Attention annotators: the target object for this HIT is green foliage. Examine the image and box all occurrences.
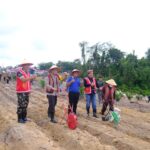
[126,92,133,100]
[12,75,16,80]
[37,42,150,96]
[38,62,53,70]
[57,60,82,72]
[78,42,150,96]
[79,41,88,66]
[136,95,143,101]
[145,48,150,60]
[80,86,84,96]
[116,90,123,102]
[39,79,45,89]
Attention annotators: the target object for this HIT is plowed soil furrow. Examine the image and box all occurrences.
[0,83,150,150]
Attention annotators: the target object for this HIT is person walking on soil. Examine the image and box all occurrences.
[66,69,82,114]
[5,71,11,84]
[84,70,100,118]
[16,59,36,123]
[101,79,117,121]
[46,65,60,123]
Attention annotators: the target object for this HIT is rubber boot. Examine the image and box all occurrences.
[48,109,51,118]
[87,108,90,117]
[50,112,57,123]
[93,113,98,118]
[22,112,28,122]
[93,110,98,118]
[18,113,25,123]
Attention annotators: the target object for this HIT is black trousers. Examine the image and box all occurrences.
[17,93,29,120]
[68,92,80,114]
[47,95,57,120]
[6,78,9,84]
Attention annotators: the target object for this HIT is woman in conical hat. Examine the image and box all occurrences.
[49,65,61,72]
[18,59,33,66]
[106,79,117,86]
[46,65,61,123]
[101,79,117,121]
[16,59,36,123]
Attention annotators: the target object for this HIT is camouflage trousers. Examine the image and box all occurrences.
[17,93,29,116]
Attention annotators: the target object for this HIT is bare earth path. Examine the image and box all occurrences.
[0,82,150,150]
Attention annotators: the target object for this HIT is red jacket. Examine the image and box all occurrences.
[16,69,31,93]
[102,84,116,101]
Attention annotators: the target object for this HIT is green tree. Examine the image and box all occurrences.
[57,60,82,73]
[38,62,53,70]
[145,48,150,60]
[79,41,88,65]
[108,48,124,64]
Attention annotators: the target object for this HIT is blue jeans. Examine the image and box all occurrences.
[85,94,97,113]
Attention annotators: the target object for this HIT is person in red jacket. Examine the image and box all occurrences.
[16,59,36,123]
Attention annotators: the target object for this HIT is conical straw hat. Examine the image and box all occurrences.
[19,59,33,66]
[106,79,117,86]
[49,65,61,72]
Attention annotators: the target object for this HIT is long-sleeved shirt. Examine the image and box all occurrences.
[84,77,99,94]
[46,74,60,96]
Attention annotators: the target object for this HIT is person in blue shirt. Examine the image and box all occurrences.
[66,69,82,114]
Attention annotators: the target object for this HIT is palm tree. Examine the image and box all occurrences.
[79,41,88,65]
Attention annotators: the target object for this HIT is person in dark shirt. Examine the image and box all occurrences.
[97,76,104,104]
[84,70,100,118]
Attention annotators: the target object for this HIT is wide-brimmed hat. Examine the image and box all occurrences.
[106,79,117,86]
[72,69,81,75]
[49,65,60,72]
[87,69,93,74]
[19,59,33,66]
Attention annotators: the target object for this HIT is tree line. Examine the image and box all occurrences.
[38,42,150,96]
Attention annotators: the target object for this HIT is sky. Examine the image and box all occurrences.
[0,0,150,67]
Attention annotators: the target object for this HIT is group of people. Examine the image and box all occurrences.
[0,71,11,84]
[16,60,117,124]
[65,68,117,121]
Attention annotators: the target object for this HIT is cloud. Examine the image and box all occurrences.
[0,42,8,48]
[33,40,47,50]
[0,0,150,67]
[0,26,18,35]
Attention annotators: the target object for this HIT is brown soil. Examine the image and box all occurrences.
[0,82,150,150]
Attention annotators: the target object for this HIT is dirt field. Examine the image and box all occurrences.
[0,82,150,150]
